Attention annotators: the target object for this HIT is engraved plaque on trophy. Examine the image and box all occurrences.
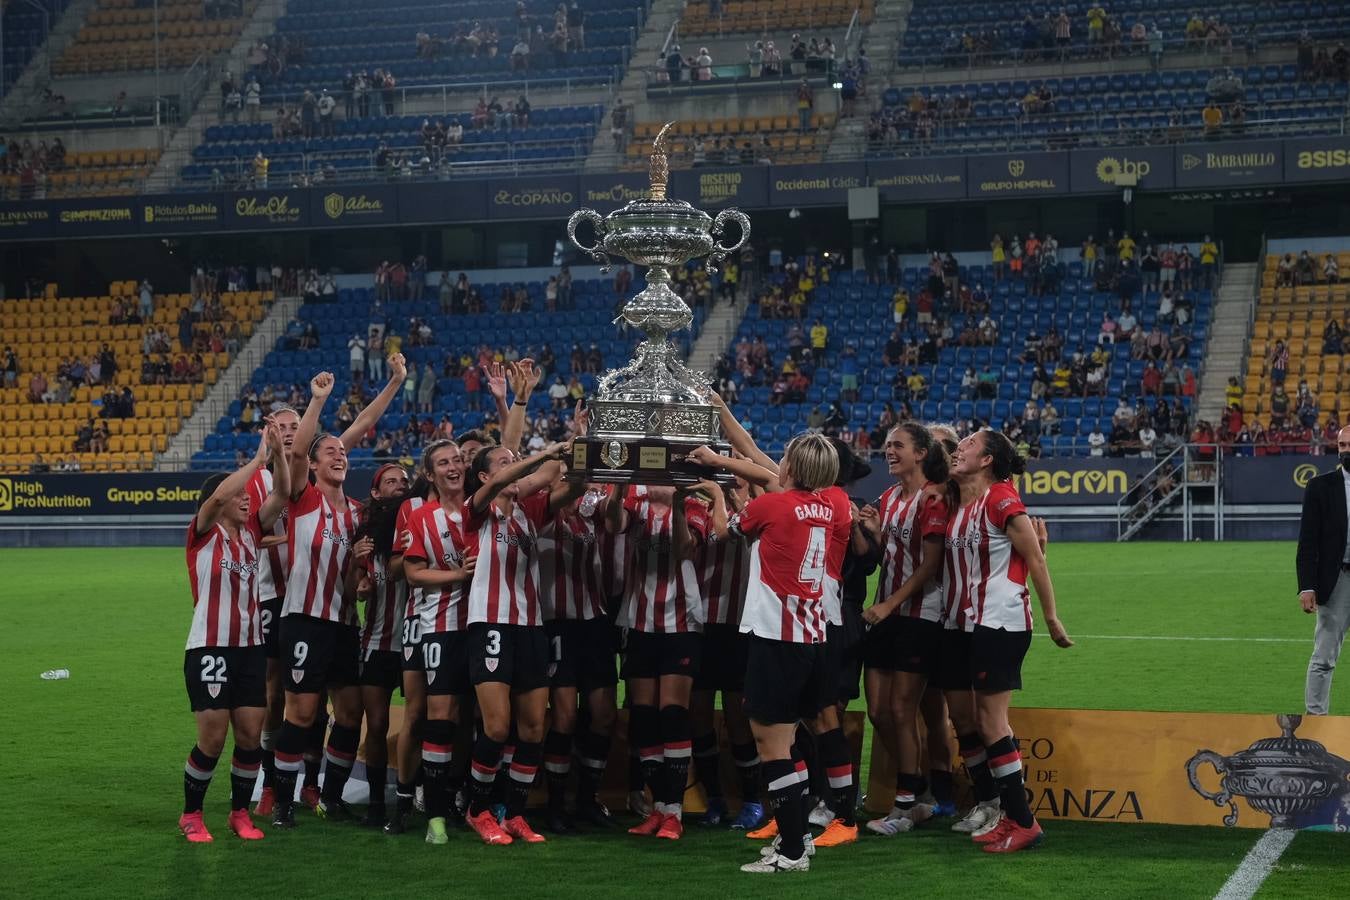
[566,123,749,485]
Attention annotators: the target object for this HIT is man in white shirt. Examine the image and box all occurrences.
[1138,424,1157,458]
[317,89,336,136]
[1117,308,1137,337]
[348,334,366,382]
[1088,427,1106,456]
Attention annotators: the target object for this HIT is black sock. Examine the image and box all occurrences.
[929,768,955,806]
[692,731,723,801]
[575,730,611,804]
[543,730,573,809]
[627,749,644,792]
[229,746,263,811]
[816,727,856,826]
[895,771,924,812]
[467,735,505,816]
[321,723,360,803]
[367,761,387,810]
[731,741,761,802]
[183,745,218,814]
[763,758,807,860]
[792,726,821,805]
[958,731,1000,804]
[659,704,692,815]
[506,741,542,818]
[260,729,276,790]
[987,736,1033,827]
[421,719,454,819]
[273,719,308,810]
[395,779,415,814]
[630,704,661,805]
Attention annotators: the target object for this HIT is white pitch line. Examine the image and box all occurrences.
[1213,828,1296,900]
[1034,634,1305,644]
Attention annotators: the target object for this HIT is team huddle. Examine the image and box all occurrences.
[179,353,1072,873]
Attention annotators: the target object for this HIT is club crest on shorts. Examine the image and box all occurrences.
[485,658,499,673]
[291,668,304,683]
[426,670,437,685]
[206,683,222,699]
[404,646,413,660]
[547,662,558,678]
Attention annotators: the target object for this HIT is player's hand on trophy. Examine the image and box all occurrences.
[387,352,407,384]
[689,445,724,467]
[572,398,589,436]
[309,371,334,399]
[704,389,726,409]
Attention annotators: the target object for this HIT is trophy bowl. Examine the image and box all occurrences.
[564,123,749,486]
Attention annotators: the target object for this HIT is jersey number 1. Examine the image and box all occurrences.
[798,526,827,593]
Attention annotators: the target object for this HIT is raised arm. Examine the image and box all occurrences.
[256,421,290,530]
[689,444,780,491]
[340,353,407,450]
[671,490,697,558]
[1007,514,1073,647]
[195,427,274,535]
[707,390,779,474]
[604,484,629,535]
[694,479,729,541]
[548,475,586,514]
[486,363,510,440]
[290,371,333,498]
[502,359,541,455]
[470,442,568,514]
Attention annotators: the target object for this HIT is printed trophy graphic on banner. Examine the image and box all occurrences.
[1186,714,1350,829]
[566,122,749,485]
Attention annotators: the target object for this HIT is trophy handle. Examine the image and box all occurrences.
[707,208,750,275]
[1185,750,1239,827]
[567,208,611,272]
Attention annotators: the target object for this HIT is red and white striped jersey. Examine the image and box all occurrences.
[282,483,362,623]
[246,467,288,600]
[538,507,607,621]
[700,532,749,626]
[394,495,427,618]
[402,502,471,633]
[875,483,950,622]
[361,554,405,652]
[728,489,850,644]
[942,481,1031,632]
[618,490,709,634]
[185,518,264,650]
[463,491,551,627]
[818,486,853,626]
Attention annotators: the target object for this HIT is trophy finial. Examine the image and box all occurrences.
[649,122,675,200]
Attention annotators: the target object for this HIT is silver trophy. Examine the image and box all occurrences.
[566,123,749,484]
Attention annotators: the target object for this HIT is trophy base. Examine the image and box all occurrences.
[568,436,736,486]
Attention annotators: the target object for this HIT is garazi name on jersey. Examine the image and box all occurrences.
[793,500,836,521]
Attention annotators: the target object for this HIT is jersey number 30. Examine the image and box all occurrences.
[798,526,827,593]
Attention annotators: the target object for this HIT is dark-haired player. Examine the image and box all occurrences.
[944,430,1072,853]
[859,423,950,835]
[699,432,851,874]
[179,421,288,841]
[351,463,412,827]
[268,361,405,828]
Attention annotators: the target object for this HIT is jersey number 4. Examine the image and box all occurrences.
[798,526,827,594]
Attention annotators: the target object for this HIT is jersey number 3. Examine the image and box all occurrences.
[798,526,827,593]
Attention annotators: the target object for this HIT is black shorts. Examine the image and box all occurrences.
[185,645,267,711]
[893,617,944,677]
[831,603,865,703]
[468,623,549,691]
[359,647,403,692]
[742,636,834,725]
[422,630,472,696]
[970,626,1033,693]
[547,617,618,691]
[278,615,360,694]
[259,596,281,660]
[693,624,749,693]
[621,629,701,681]
[859,614,903,670]
[400,615,425,672]
[936,628,973,691]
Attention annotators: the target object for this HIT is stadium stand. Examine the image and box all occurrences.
[181,103,603,186]
[625,113,834,169]
[189,273,706,470]
[3,144,161,199]
[679,0,870,37]
[721,245,1212,456]
[1,281,272,474]
[1242,250,1348,443]
[1,0,64,95]
[260,0,641,94]
[898,0,1350,68]
[867,64,1348,155]
[53,0,259,76]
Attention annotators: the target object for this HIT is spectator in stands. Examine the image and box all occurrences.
[693,47,713,81]
[1324,318,1345,355]
[1088,424,1106,457]
[665,44,686,82]
[1177,245,1194,291]
[244,75,261,122]
[1296,382,1320,429]
[809,318,828,365]
[959,366,977,399]
[796,78,814,133]
[317,89,336,137]
[1198,236,1220,289]
[990,233,1006,280]
[1263,336,1294,395]
[610,98,628,152]
[511,35,530,71]
[1275,252,1296,288]
[1321,253,1340,284]
[1296,250,1318,285]
[1206,68,1244,103]
[747,41,764,78]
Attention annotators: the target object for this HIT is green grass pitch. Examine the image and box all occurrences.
[1,541,1346,898]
